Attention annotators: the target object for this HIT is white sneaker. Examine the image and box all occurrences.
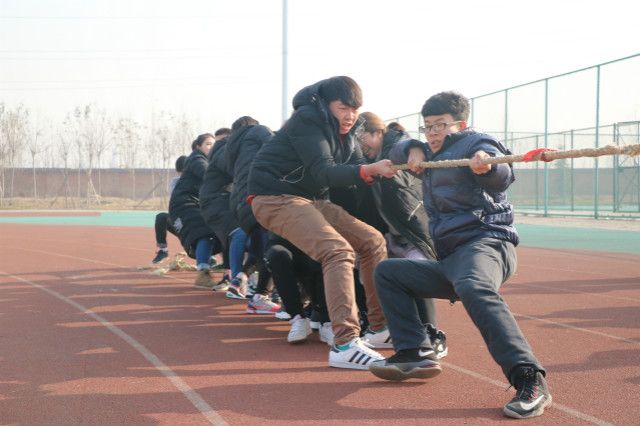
[287,315,312,343]
[362,327,393,349]
[329,337,384,370]
[319,322,334,346]
[275,307,291,321]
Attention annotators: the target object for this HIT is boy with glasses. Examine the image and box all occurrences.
[369,91,551,419]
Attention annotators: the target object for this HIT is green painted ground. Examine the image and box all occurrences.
[515,224,639,254]
[1,211,638,255]
[0,211,157,227]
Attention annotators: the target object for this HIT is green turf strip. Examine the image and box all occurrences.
[1,211,638,255]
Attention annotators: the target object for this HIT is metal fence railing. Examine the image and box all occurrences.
[387,53,640,219]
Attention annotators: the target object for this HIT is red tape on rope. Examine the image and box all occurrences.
[523,148,556,162]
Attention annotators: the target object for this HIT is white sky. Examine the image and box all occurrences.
[1,0,639,134]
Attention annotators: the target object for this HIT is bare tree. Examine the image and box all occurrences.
[113,117,142,200]
[0,103,6,206]
[26,122,45,199]
[52,115,77,208]
[0,104,29,203]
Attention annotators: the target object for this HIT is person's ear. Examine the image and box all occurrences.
[459,121,468,130]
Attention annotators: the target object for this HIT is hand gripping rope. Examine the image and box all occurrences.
[390,143,640,171]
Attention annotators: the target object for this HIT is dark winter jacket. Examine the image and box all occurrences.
[225,124,274,233]
[248,79,367,200]
[168,149,215,257]
[371,129,437,260]
[389,130,518,259]
[199,138,240,249]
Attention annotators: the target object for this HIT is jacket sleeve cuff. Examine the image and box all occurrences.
[359,165,375,185]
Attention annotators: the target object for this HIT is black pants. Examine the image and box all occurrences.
[248,226,273,295]
[155,212,178,247]
[265,236,327,320]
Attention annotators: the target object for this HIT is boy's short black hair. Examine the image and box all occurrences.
[319,76,363,109]
[175,155,187,173]
[214,127,231,137]
[421,91,470,121]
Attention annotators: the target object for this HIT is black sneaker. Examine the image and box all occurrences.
[426,324,448,359]
[503,366,552,419]
[152,250,169,264]
[369,347,442,381]
[271,288,282,304]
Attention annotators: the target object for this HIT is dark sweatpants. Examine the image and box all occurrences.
[155,212,178,247]
[375,236,544,382]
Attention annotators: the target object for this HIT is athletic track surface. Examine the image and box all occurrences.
[0,219,638,425]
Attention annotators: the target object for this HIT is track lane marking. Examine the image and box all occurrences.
[0,270,228,426]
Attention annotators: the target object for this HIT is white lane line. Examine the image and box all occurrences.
[0,271,228,426]
[514,313,640,345]
[10,245,196,285]
[505,278,640,302]
[441,362,613,426]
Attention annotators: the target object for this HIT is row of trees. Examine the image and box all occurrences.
[0,103,197,205]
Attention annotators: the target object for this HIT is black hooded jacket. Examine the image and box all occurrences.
[168,149,215,256]
[371,129,437,259]
[225,124,273,233]
[248,79,367,200]
[199,137,239,247]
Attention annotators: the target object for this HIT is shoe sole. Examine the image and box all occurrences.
[503,395,552,419]
[275,314,291,321]
[329,360,376,370]
[246,308,279,314]
[226,292,246,300]
[369,364,442,381]
[287,333,311,344]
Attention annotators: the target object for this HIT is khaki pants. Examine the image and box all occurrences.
[252,195,387,345]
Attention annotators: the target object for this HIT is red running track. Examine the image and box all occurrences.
[0,224,638,425]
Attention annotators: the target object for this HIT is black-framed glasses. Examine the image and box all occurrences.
[419,121,462,134]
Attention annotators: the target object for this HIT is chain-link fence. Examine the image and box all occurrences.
[387,53,640,218]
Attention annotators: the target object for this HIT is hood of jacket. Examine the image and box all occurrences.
[291,79,344,138]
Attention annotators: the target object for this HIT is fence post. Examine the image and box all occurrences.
[613,123,618,212]
[504,89,509,145]
[594,65,601,219]
[543,78,549,217]
[570,129,575,212]
[535,135,540,211]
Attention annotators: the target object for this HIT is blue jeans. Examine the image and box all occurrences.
[195,238,214,270]
[228,228,248,279]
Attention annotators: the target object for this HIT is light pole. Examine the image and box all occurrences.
[281,0,288,124]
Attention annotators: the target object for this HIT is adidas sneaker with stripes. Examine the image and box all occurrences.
[328,338,384,370]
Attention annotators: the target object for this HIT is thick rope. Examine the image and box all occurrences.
[137,252,197,275]
[391,143,640,171]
